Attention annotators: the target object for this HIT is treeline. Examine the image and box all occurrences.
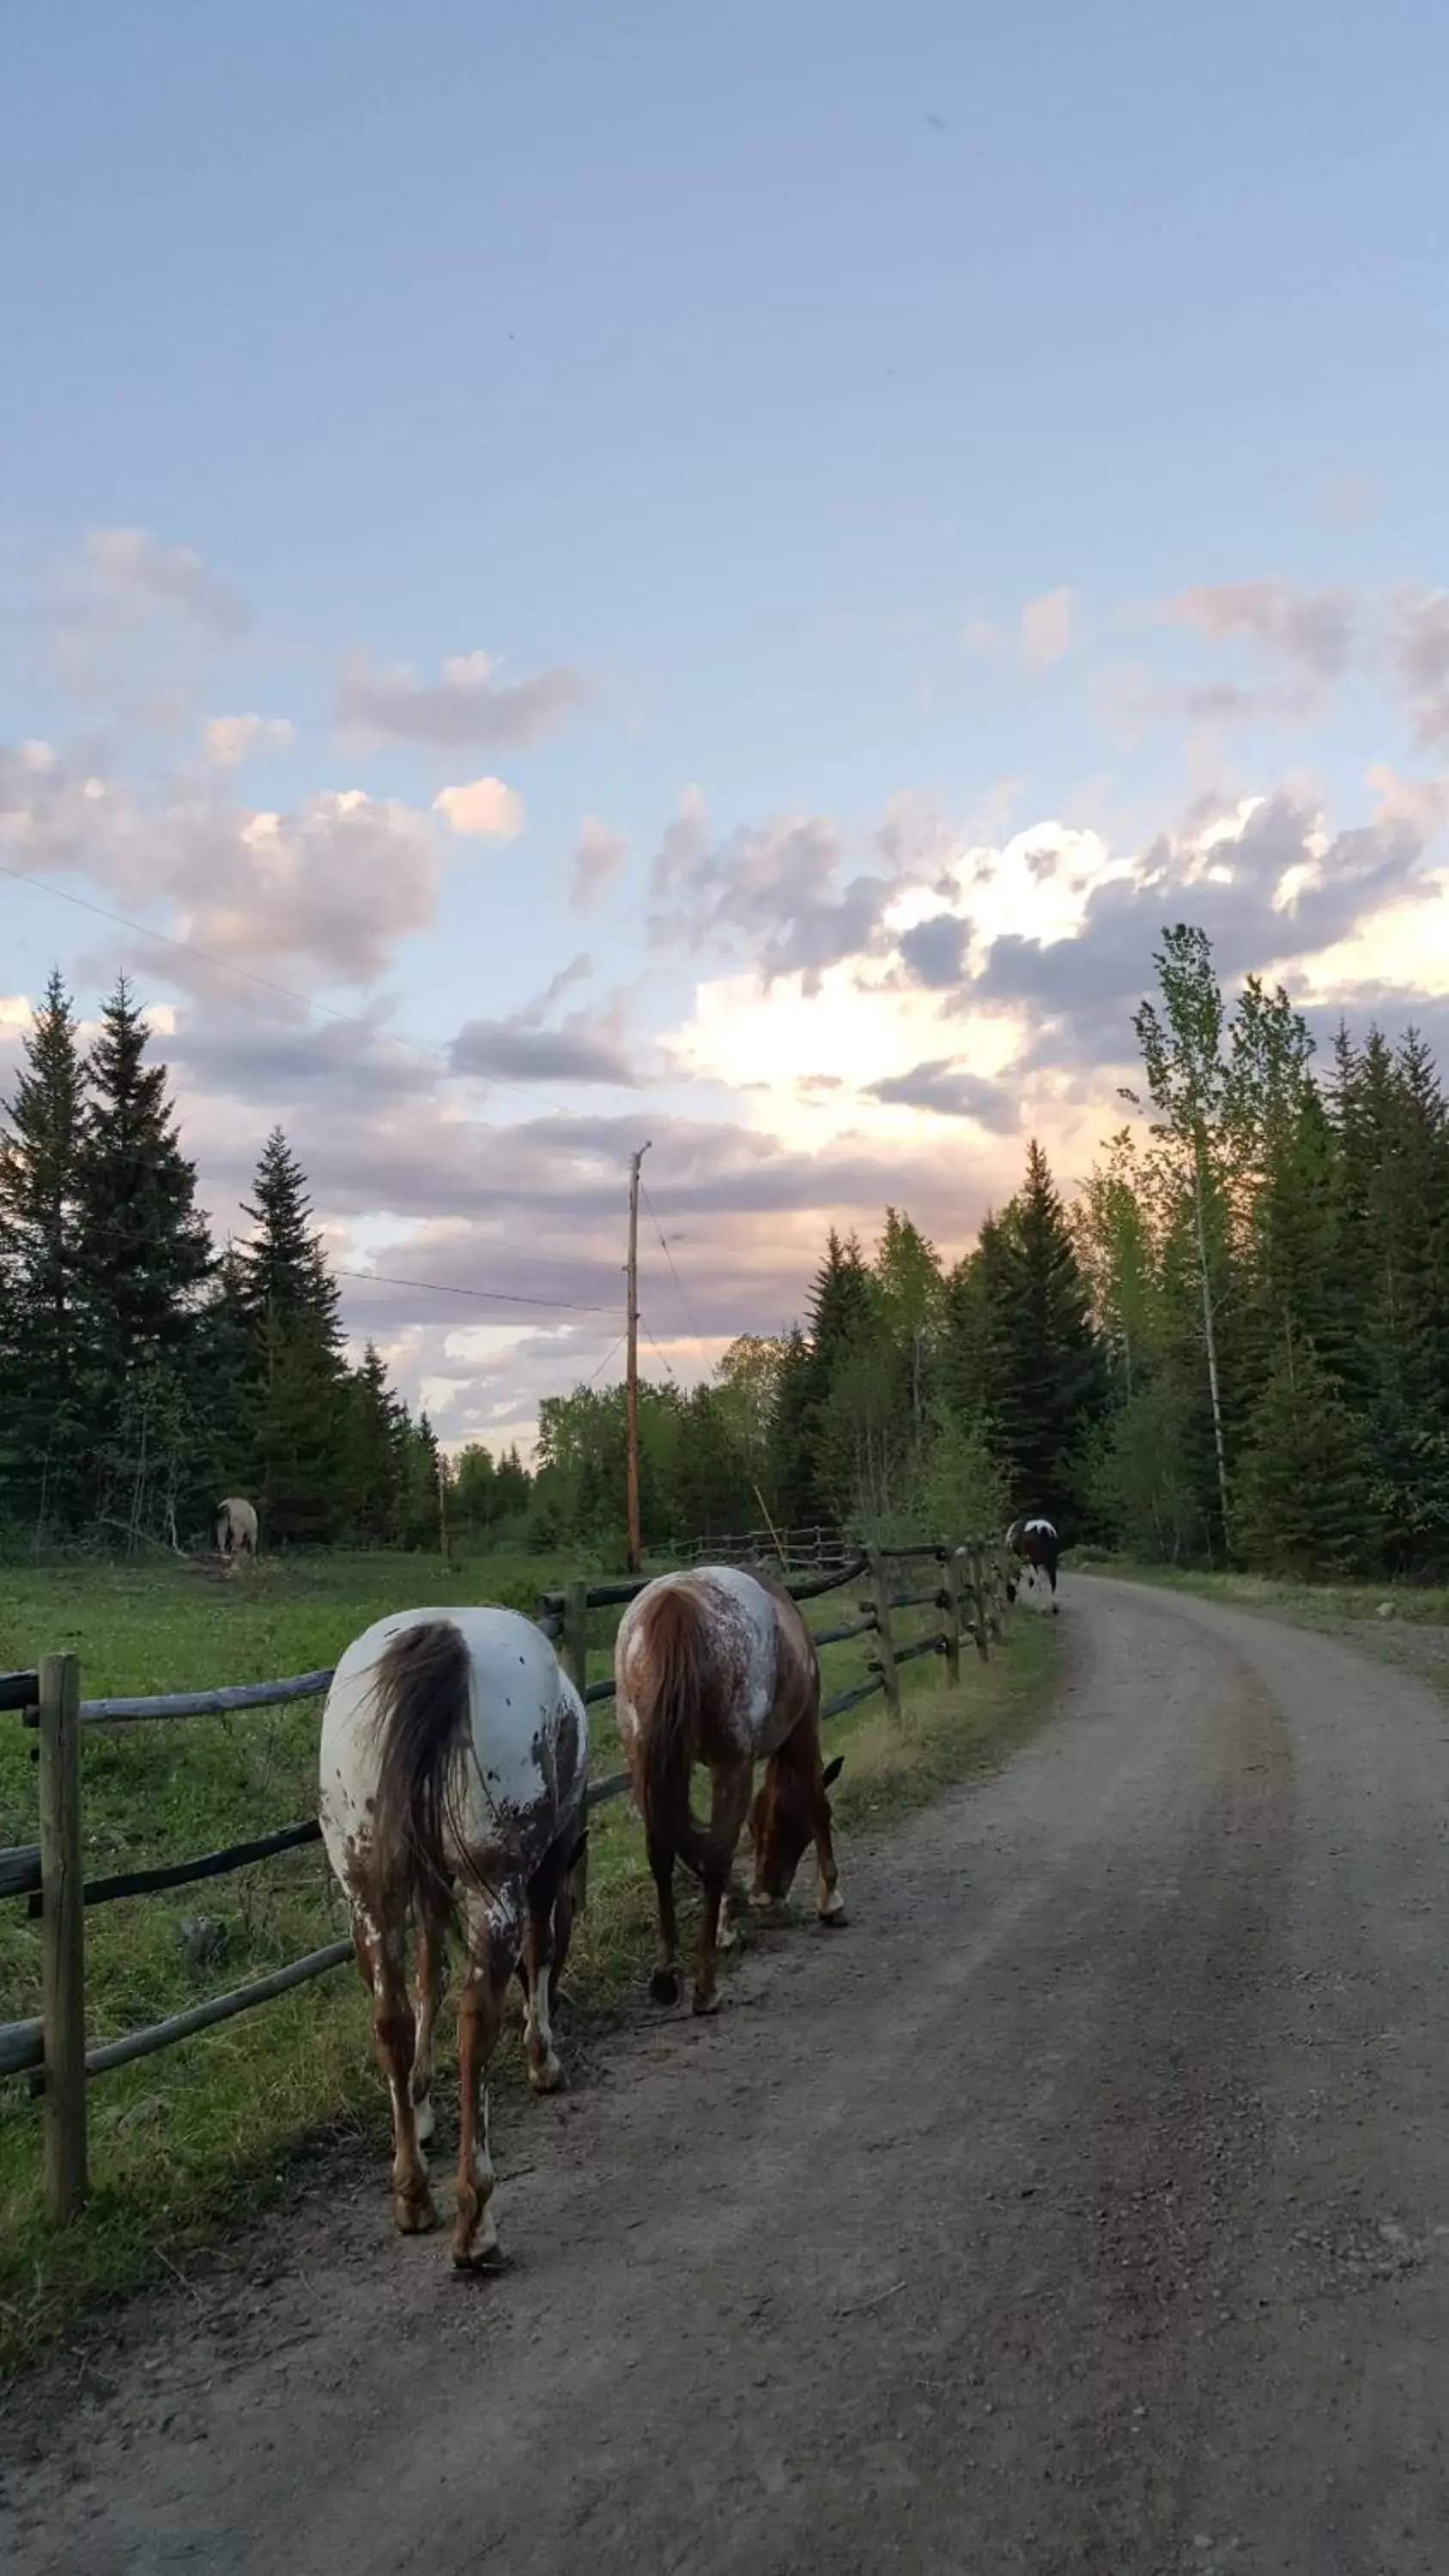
[0,971,530,1554]
[8,931,1446,1581]
[536,927,1449,1582]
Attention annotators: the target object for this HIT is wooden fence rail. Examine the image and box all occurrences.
[2,1530,1010,2221]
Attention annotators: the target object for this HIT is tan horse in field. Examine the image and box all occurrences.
[216,1496,258,1566]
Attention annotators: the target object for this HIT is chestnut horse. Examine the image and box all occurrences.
[1005,1515,1059,1610]
[615,1563,845,2017]
[319,1606,588,2269]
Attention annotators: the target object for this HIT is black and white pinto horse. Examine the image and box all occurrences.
[1005,1516,1059,1613]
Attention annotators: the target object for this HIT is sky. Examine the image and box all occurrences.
[4,0,1449,1457]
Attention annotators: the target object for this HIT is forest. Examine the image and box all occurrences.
[3,926,1447,1579]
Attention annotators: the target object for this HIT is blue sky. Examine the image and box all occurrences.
[4,3,1449,1450]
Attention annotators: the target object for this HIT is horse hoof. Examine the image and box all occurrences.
[649,1965,681,2007]
[393,2190,438,2236]
[691,1986,721,2018]
[818,1901,848,1929]
[528,2056,565,2096]
[452,2242,507,2275]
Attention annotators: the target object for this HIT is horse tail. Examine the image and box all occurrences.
[367,1619,473,1941]
[634,1585,717,1862]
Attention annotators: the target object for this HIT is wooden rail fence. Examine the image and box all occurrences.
[1,1534,1009,2222]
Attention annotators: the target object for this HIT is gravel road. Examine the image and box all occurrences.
[5,1574,1449,2575]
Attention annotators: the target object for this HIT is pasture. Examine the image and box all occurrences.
[0,1546,1057,2374]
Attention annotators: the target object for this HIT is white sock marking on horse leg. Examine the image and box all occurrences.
[475,2085,499,2252]
[819,1882,846,1920]
[526,1961,561,2087]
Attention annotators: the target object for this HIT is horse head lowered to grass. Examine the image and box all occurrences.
[614,1563,846,2018]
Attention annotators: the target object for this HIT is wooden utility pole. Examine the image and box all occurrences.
[626,1142,652,1573]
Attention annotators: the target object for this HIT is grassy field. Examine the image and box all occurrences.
[0,1549,1058,2376]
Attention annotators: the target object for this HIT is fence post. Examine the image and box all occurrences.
[942,1546,964,1687]
[561,1578,590,1704]
[983,1540,1004,1643]
[865,1546,902,1724]
[967,1542,991,1662]
[38,1651,87,2223]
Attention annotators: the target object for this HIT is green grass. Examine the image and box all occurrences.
[1071,1550,1449,1632]
[0,1552,1059,2377]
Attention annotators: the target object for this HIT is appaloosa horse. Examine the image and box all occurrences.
[215,1495,258,1564]
[1005,1515,1060,1612]
[319,1606,588,2269]
[615,1563,845,2018]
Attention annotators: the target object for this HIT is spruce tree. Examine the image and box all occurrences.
[75,977,214,1512]
[238,1127,343,1342]
[0,969,88,1530]
[1233,1332,1379,1576]
[237,1130,348,1543]
[345,1342,406,1542]
[978,1141,1109,1523]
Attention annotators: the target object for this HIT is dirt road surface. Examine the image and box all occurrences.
[6,1576,1449,2574]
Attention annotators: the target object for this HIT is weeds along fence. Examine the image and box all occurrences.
[1,1534,1009,2224]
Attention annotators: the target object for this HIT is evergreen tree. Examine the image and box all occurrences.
[75,977,214,1519]
[1233,1332,1380,1577]
[238,1127,343,1342]
[0,969,89,1532]
[345,1343,406,1542]
[974,1142,1109,1523]
[764,1326,816,1528]
[236,1131,347,1544]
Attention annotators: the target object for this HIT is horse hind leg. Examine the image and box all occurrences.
[521,1838,571,2094]
[452,1908,513,2271]
[410,1916,447,2145]
[692,1765,751,2018]
[358,1913,435,2234]
[646,1833,682,2007]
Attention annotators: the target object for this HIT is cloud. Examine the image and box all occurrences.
[433,775,525,839]
[85,528,248,638]
[651,791,901,992]
[0,746,450,992]
[972,791,1432,1072]
[898,913,969,989]
[1167,580,1355,680]
[336,647,591,750]
[449,1019,637,1086]
[868,1059,1019,1129]
[570,816,628,913]
[1388,589,1449,747]
[204,714,297,769]
[1180,679,1316,726]
[1021,586,1076,673]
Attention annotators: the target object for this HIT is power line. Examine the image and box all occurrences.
[337,1265,620,1315]
[641,1321,679,1382]
[583,1334,627,1388]
[640,1177,706,1345]
[0,856,612,1124]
